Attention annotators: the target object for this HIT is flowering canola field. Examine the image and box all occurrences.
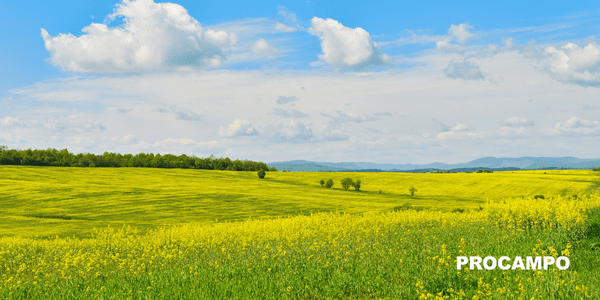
[1,166,600,299]
[1,166,597,237]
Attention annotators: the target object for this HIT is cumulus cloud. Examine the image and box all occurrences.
[40,0,238,73]
[272,108,309,119]
[218,119,258,137]
[444,60,484,80]
[541,42,600,86]
[276,96,299,105]
[550,116,600,136]
[263,120,313,143]
[435,23,476,53]
[275,22,297,32]
[503,117,534,128]
[308,17,391,70]
[436,39,462,53]
[448,23,476,44]
[0,117,26,127]
[250,38,278,55]
[503,37,514,49]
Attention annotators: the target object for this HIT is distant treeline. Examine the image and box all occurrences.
[0,146,276,171]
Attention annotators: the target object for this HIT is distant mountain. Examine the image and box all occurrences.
[268,157,600,172]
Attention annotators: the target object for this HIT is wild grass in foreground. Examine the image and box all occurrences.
[2,193,600,299]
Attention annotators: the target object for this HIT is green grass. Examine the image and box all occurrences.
[1,165,597,238]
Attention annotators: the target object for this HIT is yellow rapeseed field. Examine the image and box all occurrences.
[1,166,599,298]
[1,165,597,238]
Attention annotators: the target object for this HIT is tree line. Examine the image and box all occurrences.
[0,146,276,171]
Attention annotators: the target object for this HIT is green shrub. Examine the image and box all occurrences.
[319,179,325,187]
[393,203,424,212]
[257,170,266,179]
[325,179,334,188]
[409,186,417,197]
[534,195,545,200]
[353,180,361,191]
[340,178,354,190]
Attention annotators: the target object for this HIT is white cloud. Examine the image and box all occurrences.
[436,38,462,53]
[448,22,476,44]
[503,117,534,127]
[435,22,476,53]
[541,42,600,86]
[40,0,238,73]
[250,38,278,55]
[550,116,600,136]
[218,119,258,137]
[0,117,26,127]
[503,37,514,49]
[443,60,484,80]
[275,22,297,32]
[450,123,470,131]
[272,108,309,119]
[263,120,313,143]
[277,6,297,22]
[308,17,391,70]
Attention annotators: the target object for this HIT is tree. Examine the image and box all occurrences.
[409,186,417,197]
[257,169,266,179]
[340,178,354,190]
[353,179,361,191]
[325,179,334,188]
[319,179,325,187]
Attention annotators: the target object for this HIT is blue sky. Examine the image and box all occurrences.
[1,0,600,163]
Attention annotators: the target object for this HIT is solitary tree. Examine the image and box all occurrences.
[258,169,266,179]
[325,179,334,188]
[353,179,361,191]
[409,186,417,197]
[340,178,354,190]
[319,179,325,187]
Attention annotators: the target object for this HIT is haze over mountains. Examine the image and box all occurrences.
[268,157,600,172]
